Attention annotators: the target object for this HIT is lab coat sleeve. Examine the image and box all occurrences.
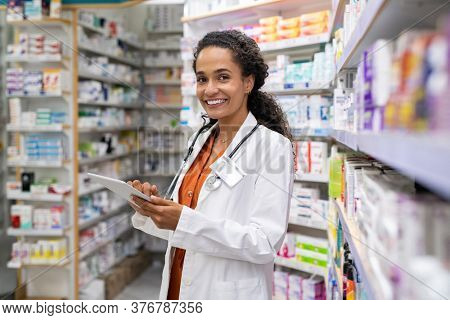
[132,212,170,241]
[170,139,294,264]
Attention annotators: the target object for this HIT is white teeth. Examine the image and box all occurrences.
[206,99,226,105]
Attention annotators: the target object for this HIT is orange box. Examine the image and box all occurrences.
[300,10,329,27]
[300,22,328,36]
[259,16,281,26]
[278,17,300,29]
[278,28,300,39]
[260,33,278,42]
[260,25,277,34]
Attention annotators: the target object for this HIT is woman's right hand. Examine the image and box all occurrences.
[127,180,160,215]
[127,179,160,197]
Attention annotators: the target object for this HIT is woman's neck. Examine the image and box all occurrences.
[217,107,249,143]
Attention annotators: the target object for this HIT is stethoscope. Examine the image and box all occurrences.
[164,122,260,200]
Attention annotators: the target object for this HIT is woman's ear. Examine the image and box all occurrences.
[244,74,255,94]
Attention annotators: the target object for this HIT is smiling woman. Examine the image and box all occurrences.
[129,30,294,300]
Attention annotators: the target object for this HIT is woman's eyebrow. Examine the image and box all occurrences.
[214,68,231,73]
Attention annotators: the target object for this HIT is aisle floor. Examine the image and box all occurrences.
[115,262,163,300]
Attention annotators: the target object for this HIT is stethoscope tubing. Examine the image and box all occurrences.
[164,123,260,200]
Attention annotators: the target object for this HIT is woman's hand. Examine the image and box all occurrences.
[127,180,160,197]
[131,196,183,231]
[127,180,183,231]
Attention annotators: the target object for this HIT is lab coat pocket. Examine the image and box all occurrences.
[212,277,263,300]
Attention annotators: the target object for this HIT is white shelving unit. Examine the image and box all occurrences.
[4,7,147,300]
[143,4,184,180]
[4,15,78,300]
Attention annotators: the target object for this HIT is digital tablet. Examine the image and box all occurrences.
[87,173,152,205]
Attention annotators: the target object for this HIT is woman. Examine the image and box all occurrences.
[128,30,294,300]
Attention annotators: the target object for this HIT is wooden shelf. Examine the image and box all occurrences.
[7,18,72,27]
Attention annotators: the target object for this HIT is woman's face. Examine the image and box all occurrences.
[195,46,254,122]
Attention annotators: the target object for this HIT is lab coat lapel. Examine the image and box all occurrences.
[171,123,218,203]
[196,112,258,206]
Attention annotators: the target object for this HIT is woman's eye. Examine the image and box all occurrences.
[196,77,206,83]
[218,74,229,81]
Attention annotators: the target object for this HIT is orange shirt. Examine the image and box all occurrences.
[167,132,224,300]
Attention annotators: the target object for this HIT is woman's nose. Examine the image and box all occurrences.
[205,81,219,95]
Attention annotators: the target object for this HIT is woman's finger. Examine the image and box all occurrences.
[132,196,159,213]
[132,180,143,191]
[143,182,151,196]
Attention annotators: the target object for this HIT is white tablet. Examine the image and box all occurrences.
[87,173,152,205]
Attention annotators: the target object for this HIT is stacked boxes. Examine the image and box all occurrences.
[295,235,328,269]
[233,10,330,45]
[290,183,328,223]
[10,204,65,230]
[6,68,67,96]
[273,270,326,300]
[8,99,67,126]
[10,238,67,266]
[299,10,329,37]
[23,134,64,162]
[295,141,328,176]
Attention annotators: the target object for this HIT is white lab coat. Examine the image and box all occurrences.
[132,112,294,299]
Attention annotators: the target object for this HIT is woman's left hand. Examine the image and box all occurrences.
[130,196,184,231]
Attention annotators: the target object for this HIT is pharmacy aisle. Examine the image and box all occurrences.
[181,0,450,300]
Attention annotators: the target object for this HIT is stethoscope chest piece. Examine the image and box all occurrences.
[205,174,222,191]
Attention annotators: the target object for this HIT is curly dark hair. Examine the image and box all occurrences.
[193,30,293,142]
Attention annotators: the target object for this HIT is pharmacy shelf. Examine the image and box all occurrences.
[288,216,327,231]
[79,203,130,231]
[259,33,329,53]
[7,227,70,237]
[145,45,180,51]
[78,125,138,133]
[336,0,446,72]
[78,44,141,68]
[333,199,381,299]
[78,21,106,35]
[7,159,68,168]
[331,131,450,200]
[145,102,184,110]
[118,37,143,50]
[78,150,140,166]
[78,100,143,109]
[6,92,69,98]
[79,227,132,261]
[145,80,181,86]
[329,0,345,33]
[295,173,329,183]
[6,124,68,132]
[181,0,325,23]
[6,192,65,202]
[145,62,183,68]
[145,149,184,154]
[331,129,358,151]
[7,258,71,269]
[7,18,72,27]
[292,128,331,138]
[274,256,327,277]
[78,70,139,86]
[147,29,183,34]
[266,84,332,96]
[6,54,66,63]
